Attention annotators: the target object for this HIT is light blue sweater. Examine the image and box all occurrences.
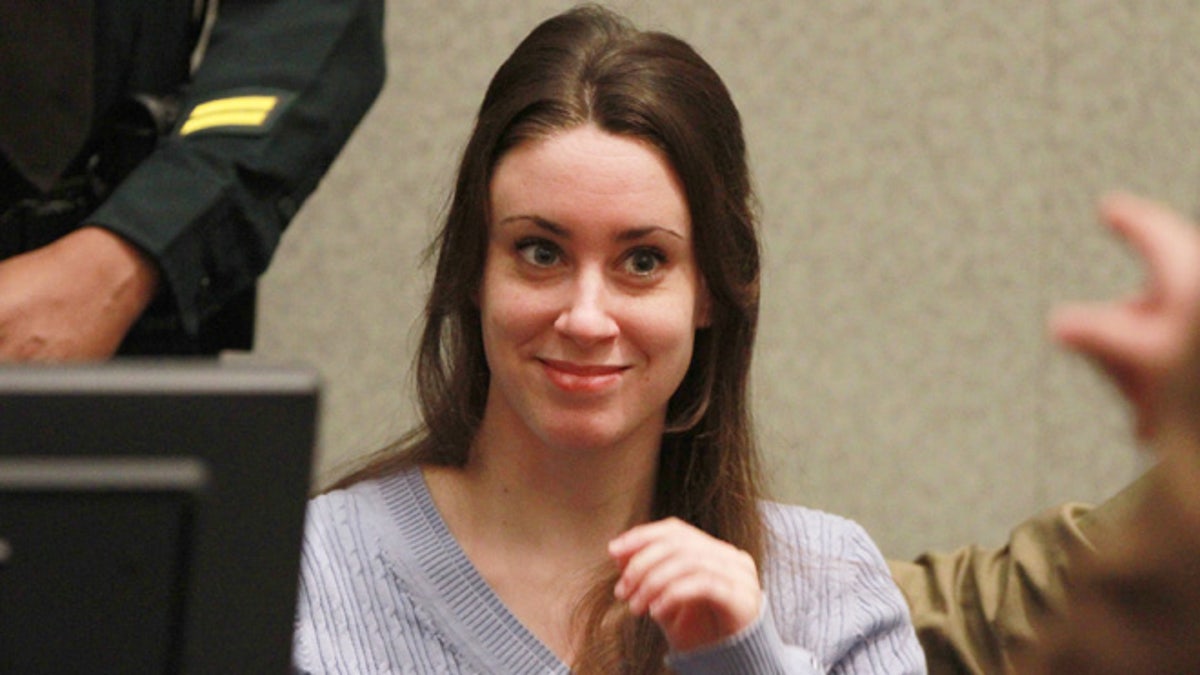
[293,467,926,674]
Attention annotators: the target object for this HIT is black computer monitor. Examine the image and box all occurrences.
[0,361,319,674]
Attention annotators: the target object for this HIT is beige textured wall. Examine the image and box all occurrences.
[254,1,1200,559]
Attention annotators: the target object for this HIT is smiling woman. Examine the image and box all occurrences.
[480,126,704,456]
[291,5,925,674]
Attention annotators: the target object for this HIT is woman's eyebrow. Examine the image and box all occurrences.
[496,214,569,237]
[494,215,685,242]
[615,225,685,242]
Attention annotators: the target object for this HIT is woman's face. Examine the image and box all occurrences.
[479,124,708,454]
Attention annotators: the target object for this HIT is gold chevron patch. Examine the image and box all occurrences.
[179,93,290,136]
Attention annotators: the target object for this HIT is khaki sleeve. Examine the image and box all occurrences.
[1038,449,1200,673]
[889,471,1151,674]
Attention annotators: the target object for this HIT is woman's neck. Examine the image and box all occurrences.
[427,438,656,555]
[420,414,660,665]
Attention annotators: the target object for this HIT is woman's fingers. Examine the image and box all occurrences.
[609,517,761,652]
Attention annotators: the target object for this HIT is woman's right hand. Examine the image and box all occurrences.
[608,517,763,654]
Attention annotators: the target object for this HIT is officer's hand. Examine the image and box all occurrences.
[0,227,159,361]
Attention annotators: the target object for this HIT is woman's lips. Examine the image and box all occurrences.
[539,358,628,393]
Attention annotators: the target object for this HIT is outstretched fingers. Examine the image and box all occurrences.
[1049,192,1200,439]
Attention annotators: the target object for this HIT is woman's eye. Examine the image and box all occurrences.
[624,248,665,276]
[517,239,561,267]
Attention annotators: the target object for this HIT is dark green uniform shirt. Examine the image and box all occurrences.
[1,0,385,353]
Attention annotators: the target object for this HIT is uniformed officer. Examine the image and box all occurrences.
[0,0,385,358]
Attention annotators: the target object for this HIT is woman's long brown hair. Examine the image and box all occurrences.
[331,6,765,672]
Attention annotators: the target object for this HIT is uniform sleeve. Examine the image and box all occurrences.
[88,0,385,335]
[1038,456,1200,672]
[889,471,1151,674]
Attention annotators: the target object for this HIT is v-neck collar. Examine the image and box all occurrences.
[373,467,572,675]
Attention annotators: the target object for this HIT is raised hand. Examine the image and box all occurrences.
[1034,194,1200,674]
[1049,192,1200,442]
[608,517,762,653]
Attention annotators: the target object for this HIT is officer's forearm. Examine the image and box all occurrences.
[72,226,160,319]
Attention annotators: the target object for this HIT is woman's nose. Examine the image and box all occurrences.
[553,270,619,345]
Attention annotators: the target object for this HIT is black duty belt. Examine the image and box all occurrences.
[1,92,171,260]
[0,173,105,259]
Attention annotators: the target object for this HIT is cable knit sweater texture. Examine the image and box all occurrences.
[293,467,926,674]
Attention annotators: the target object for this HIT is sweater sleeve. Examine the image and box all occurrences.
[753,504,927,674]
[666,602,823,675]
[88,0,385,335]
